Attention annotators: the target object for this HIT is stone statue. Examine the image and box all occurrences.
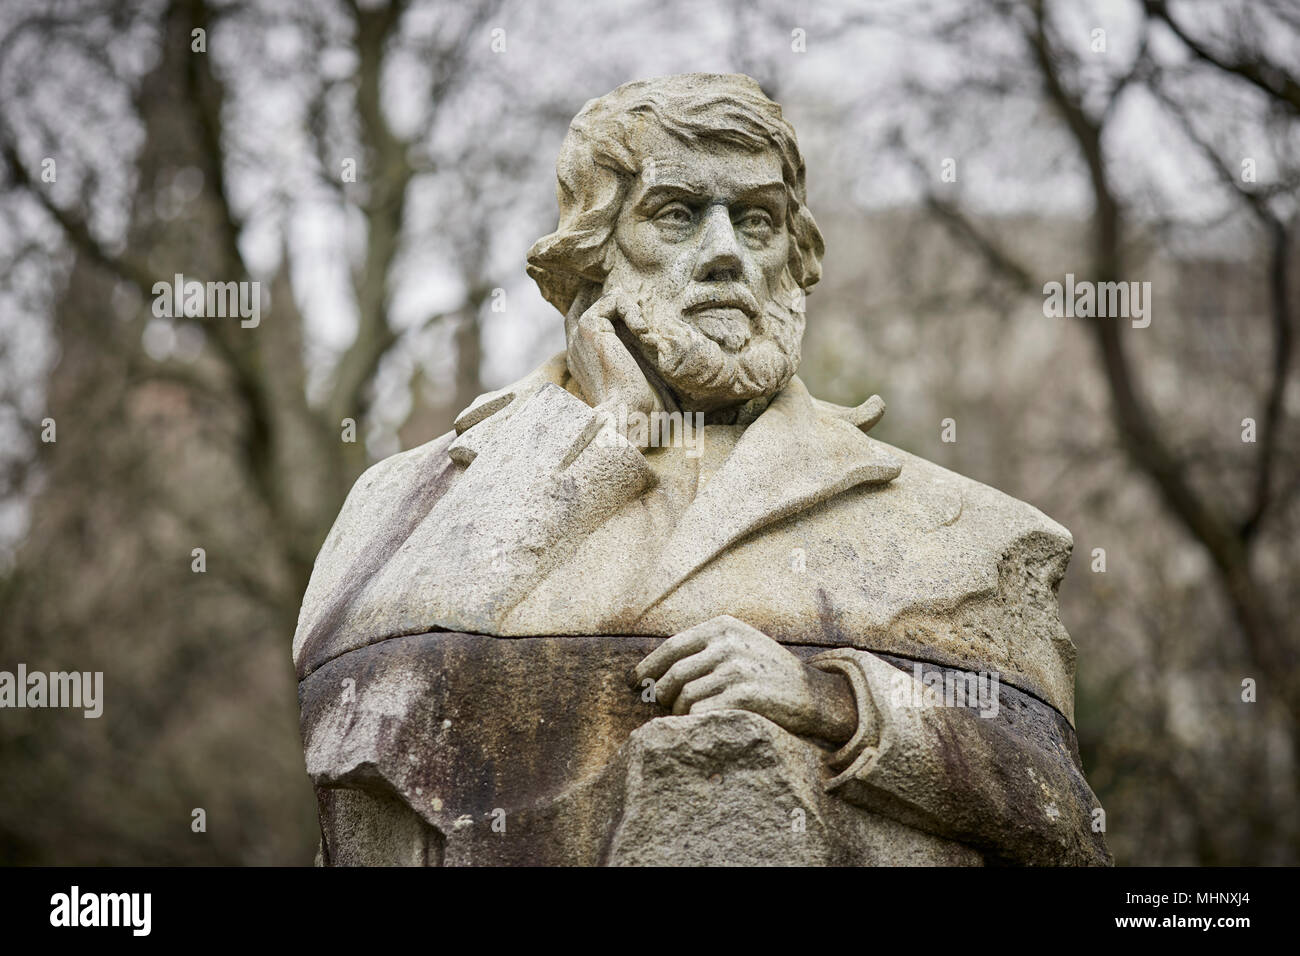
[294,73,1111,866]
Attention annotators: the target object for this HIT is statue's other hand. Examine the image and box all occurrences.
[565,289,663,448]
[633,615,857,745]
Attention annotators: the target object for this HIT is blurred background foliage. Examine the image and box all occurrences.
[0,0,1297,864]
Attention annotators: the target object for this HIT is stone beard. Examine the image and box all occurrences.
[614,268,806,411]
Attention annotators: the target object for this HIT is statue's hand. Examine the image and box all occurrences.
[633,615,857,745]
[565,289,664,449]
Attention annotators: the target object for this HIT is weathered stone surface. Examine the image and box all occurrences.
[301,631,665,830]
[295,71,1110,867]
[600,711,981,866]
[294,369,1075,720]
[301,631,1105,865]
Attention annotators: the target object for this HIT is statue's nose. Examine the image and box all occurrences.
[692,205,743,282]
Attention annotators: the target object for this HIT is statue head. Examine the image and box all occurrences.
[528,73,825,410]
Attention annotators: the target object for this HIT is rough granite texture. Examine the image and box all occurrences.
[294,363,1076,722]
[294,72,1110,867]
[301,632,1106,865]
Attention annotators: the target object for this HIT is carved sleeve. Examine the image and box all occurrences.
[808,648,1112,866]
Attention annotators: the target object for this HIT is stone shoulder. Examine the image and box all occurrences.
[292,430,459,671]
[873,439,1073,556]
[866,440,1077,721]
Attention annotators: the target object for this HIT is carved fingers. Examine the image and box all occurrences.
[632,615,855,742]
[565,290,662,448]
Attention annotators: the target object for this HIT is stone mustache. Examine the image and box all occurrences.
[293,73,1111,866]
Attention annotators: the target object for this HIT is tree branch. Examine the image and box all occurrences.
[1144,0,1300,113]
[0,135,157,297]
[1151,81,1296,539]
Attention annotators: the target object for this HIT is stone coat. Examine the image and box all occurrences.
[294,353,1111,865]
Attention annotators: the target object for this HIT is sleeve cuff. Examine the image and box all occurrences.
[808,650,881,776]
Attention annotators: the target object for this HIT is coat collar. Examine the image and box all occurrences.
[455,354,903,622]
[622,375,901,619]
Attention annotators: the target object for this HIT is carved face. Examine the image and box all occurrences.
[603,125,805,412]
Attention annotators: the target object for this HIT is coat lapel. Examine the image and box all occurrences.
[623,377,901,621]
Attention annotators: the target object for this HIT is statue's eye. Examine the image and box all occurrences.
[737,210,774,236]
[653,203,693,226]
